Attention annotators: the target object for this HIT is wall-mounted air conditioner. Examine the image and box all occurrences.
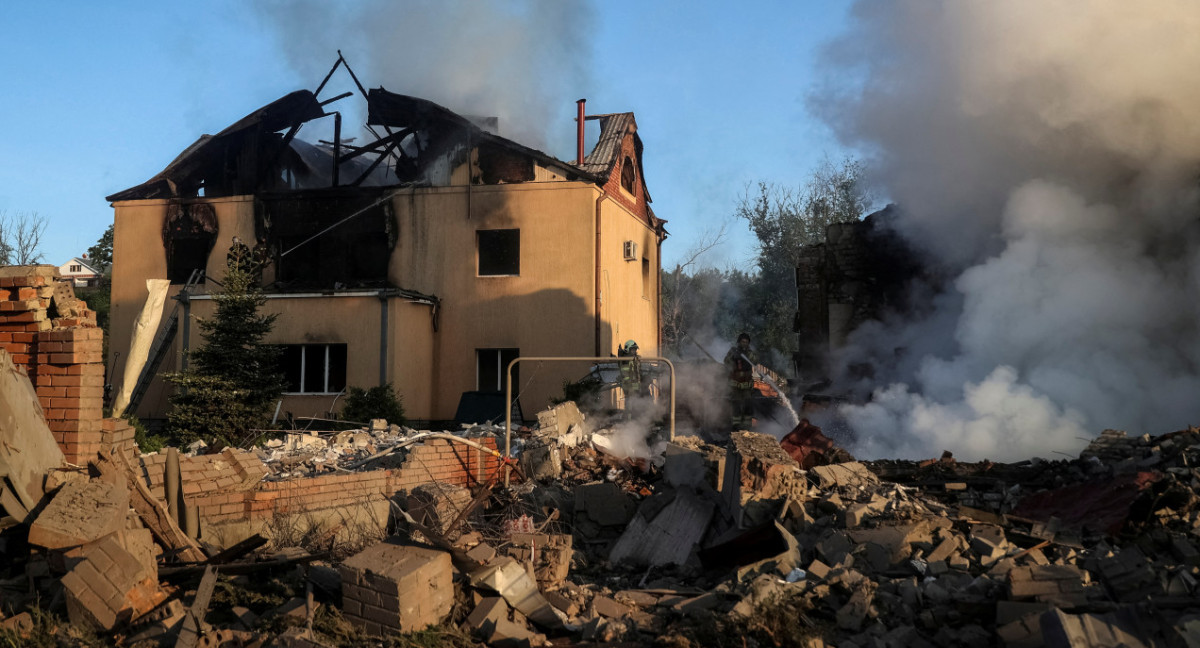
[623,240,638,261]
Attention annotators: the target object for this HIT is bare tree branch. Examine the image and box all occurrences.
[0,211,48,266]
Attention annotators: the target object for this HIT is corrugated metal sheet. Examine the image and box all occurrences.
[580,113,635,177]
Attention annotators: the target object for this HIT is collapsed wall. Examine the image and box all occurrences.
[137,437,505,547]
[0,266,136,466]
[0,264,506,552]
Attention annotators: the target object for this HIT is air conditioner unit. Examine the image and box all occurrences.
[623,240,638,261]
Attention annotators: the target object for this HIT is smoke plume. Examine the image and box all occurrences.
[815,1,1200,461]
[252,0,592,151]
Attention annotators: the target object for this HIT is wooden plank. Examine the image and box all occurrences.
[95,450,206,563]
[175,565,218,648]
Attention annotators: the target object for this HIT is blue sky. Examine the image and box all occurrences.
[0,1,853,269]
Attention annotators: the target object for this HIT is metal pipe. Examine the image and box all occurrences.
[594,193,605,356]
[332,112,342,187]
[504,356,676,485]
[379,294,388,386]
[180,297,191,371]
[576,99,586,165]
[166,447,181,526]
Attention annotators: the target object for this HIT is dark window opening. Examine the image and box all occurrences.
[478,229,520,276]
[260,191,396,290]
[477,348,519,393]
[279,344,348,393]
[163,202,218,284]
[620,156,636,194]
[477,143,535,184]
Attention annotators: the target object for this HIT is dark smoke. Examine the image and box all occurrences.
[252,0,593,151]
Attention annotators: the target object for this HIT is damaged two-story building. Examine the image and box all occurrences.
[107,82,665,425]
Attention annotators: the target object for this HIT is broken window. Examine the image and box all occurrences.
[477,348,519,393]
[260,190,396,289]
[477,229,520,276]
[477,142,535,184]
[279,344,348,394]
[621,156,636,194]
[163,202,218,284]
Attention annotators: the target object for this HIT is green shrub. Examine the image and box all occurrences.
[128,415,166,453]
[341,384,405,426]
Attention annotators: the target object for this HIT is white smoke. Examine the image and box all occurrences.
[815,1,1200,461]
[252,0,592,151]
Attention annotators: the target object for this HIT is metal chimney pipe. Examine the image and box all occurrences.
[576,99,586,165]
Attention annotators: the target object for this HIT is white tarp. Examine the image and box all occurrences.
[113,279,171,414]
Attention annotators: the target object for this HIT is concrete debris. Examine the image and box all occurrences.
[27,478,128,549]
[7,322,1200,647]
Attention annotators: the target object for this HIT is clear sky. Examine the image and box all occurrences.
[0,1,853,270]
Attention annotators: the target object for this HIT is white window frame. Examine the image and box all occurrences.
[282,344,347,395]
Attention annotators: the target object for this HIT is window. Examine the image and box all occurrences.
[163,202,217,284]
[477,348,519,393]
[279,344,348,394]
[477,229,520,276]
[620,156,636,194]
[69,264,81,273]
[642,256,651,298]
[266,194,395,289]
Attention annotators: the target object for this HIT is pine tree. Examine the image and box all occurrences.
[167,256,284,447]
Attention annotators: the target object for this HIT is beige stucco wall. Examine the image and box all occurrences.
[109,179,660,423]
[390,183,605,419]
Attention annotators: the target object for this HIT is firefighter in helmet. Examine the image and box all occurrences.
[724,332,758,429]
[617,339,644,399]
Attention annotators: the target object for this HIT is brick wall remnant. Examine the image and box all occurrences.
[0,265,131,466]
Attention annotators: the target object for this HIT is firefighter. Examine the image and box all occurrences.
[724,332,758,429]
[617,339,644,399]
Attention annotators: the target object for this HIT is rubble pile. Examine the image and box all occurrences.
[6,343,1200,647]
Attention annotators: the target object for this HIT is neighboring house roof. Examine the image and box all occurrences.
[60,257,103,275]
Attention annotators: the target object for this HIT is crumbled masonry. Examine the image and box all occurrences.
[5,266,1200,645]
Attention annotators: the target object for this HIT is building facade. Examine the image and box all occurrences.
[106,88,665,424]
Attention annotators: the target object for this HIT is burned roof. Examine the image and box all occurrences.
[108,87,632,203]
[580,112,652,204]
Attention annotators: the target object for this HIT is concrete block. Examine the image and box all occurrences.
[469,557,564,630]
[60,534,164,631]
[406,482,472,536]
[466,542,497,564]
[536,401,585,440]
[507,533,572,587]
[464,596,507,637]
[518,443,561,481]
[28,480,128,549]
[810,462,879,490]
[592,595,630,619]
[341,541,453,633]
[544,590,579,617]
[574,482,635,527]
[664,443,706,488]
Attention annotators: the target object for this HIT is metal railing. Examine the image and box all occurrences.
[503,356,676,480]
